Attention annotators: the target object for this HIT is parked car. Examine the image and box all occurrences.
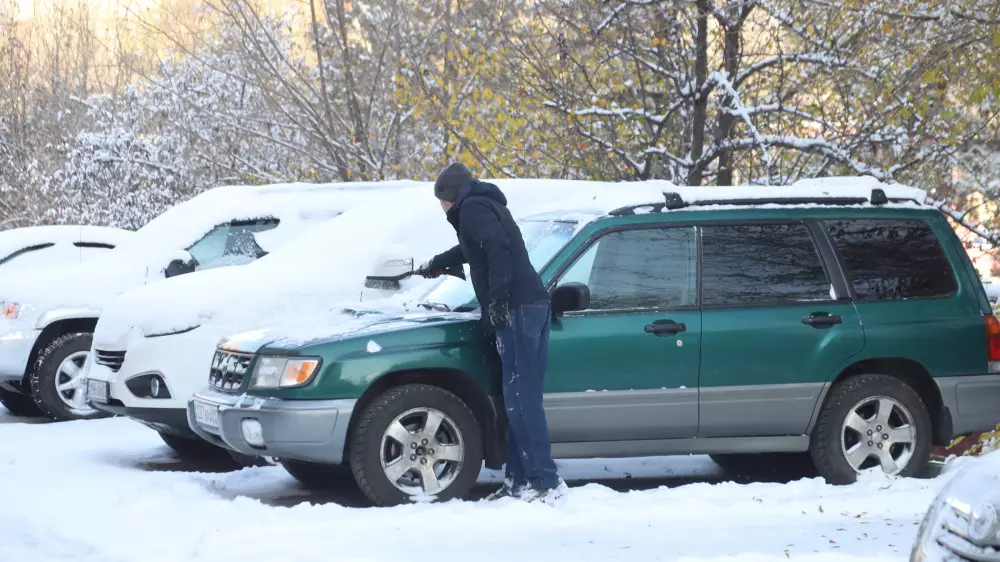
[0,180,419,421]
[910,452,1000,562]
[0,225,134,415]
[186,178,1000,506]
[84,179,664,465]
[0,225,133,274]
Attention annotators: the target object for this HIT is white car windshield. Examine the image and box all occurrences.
[417,219,581,312]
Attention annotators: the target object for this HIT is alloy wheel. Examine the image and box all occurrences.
[840,395,916,475]
[54,351,93,413]
[379,407,465,496]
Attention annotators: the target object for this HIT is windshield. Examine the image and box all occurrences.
[418,219,580,312]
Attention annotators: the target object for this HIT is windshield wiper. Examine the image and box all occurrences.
[418,302,451,312]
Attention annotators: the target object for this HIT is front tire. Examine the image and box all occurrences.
[29,333,110,421]
[810,374,931,484]
[349,384,483,506]
[0,386,42,417]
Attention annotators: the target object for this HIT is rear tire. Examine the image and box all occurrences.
[281,460,352,490]
[349,384,483,506]
[30,333,110,421]
[0,386,42,417]
[159,432,229,460]
[810,374,932,484]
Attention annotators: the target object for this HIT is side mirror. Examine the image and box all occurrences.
[365,257,414,290]
[551,282,590,316]
[164,256,197,278]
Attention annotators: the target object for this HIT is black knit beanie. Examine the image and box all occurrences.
[433,162,474,202]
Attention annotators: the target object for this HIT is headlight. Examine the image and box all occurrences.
[2,301,20,320]
[250,356,321,389]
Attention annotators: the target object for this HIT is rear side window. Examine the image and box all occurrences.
[558,227,697,310]
[701,223,833,306]
[826,219,957,301]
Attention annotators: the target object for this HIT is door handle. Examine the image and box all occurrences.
[802,313,842,328]
[644,319,686,336]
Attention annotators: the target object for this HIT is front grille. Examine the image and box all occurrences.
[94,349,126,372]
[208,350,253,392]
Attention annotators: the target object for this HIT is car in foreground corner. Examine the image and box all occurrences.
[911,452,1000,562]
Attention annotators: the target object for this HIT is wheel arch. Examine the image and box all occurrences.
[345,368,505,470]
[808,357,949,445]
[23,317,98,387]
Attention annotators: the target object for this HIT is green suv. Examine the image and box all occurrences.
[188,186,1000,506]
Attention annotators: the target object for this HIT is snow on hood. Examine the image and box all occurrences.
[215,296,479,352]
[95,179,677,344]
[2,180,421,322]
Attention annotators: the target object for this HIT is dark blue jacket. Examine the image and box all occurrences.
[429,180,548,330]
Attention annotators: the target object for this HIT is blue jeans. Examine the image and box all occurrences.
[495,298,560,490]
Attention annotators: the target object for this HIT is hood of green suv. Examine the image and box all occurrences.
[219,307,482,356]
[226,305,492,400]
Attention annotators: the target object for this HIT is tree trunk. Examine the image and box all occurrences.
[716,20,741,186]
[687,0,710,186]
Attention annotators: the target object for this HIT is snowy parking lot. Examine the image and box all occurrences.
[1,405,948,562]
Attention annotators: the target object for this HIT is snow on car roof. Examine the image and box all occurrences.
[114,180,424,256]
[499,176,928,221]
[0,225,133,257]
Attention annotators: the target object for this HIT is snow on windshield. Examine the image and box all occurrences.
[419,219,584,311]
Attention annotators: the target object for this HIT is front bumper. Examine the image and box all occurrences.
[92,399,195,438]
[91,326,219,412]
[187,389,356,464]
[0,328,39,387]
[936,375,1000,437]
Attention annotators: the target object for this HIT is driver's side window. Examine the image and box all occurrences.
[187,219,279,270]
[557,226,698,311]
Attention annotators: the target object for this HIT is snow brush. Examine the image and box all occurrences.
[364,264,466,291]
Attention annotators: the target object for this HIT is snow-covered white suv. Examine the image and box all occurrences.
[84,179,639,462]
[0,180,419,421]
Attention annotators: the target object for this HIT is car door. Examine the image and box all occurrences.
[697,221,865,438]
[544,224,701,442]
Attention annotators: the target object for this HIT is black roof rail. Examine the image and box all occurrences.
[608,187,921,216]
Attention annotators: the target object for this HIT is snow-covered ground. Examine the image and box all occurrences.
[0,405,947,562]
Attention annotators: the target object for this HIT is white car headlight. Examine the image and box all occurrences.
[1,301,20,320]
[250,356,321,389]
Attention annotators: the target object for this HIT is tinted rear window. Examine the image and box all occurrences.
[701,223,833,306]
[825,219,957,301]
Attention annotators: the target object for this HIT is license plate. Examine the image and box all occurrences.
[87,379,109,403]
[193,401,220,430]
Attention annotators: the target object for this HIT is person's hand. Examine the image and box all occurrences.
[415,260,443,278]
[488,298,510,328]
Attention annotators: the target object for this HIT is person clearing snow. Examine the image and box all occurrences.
[417,162,567,503]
